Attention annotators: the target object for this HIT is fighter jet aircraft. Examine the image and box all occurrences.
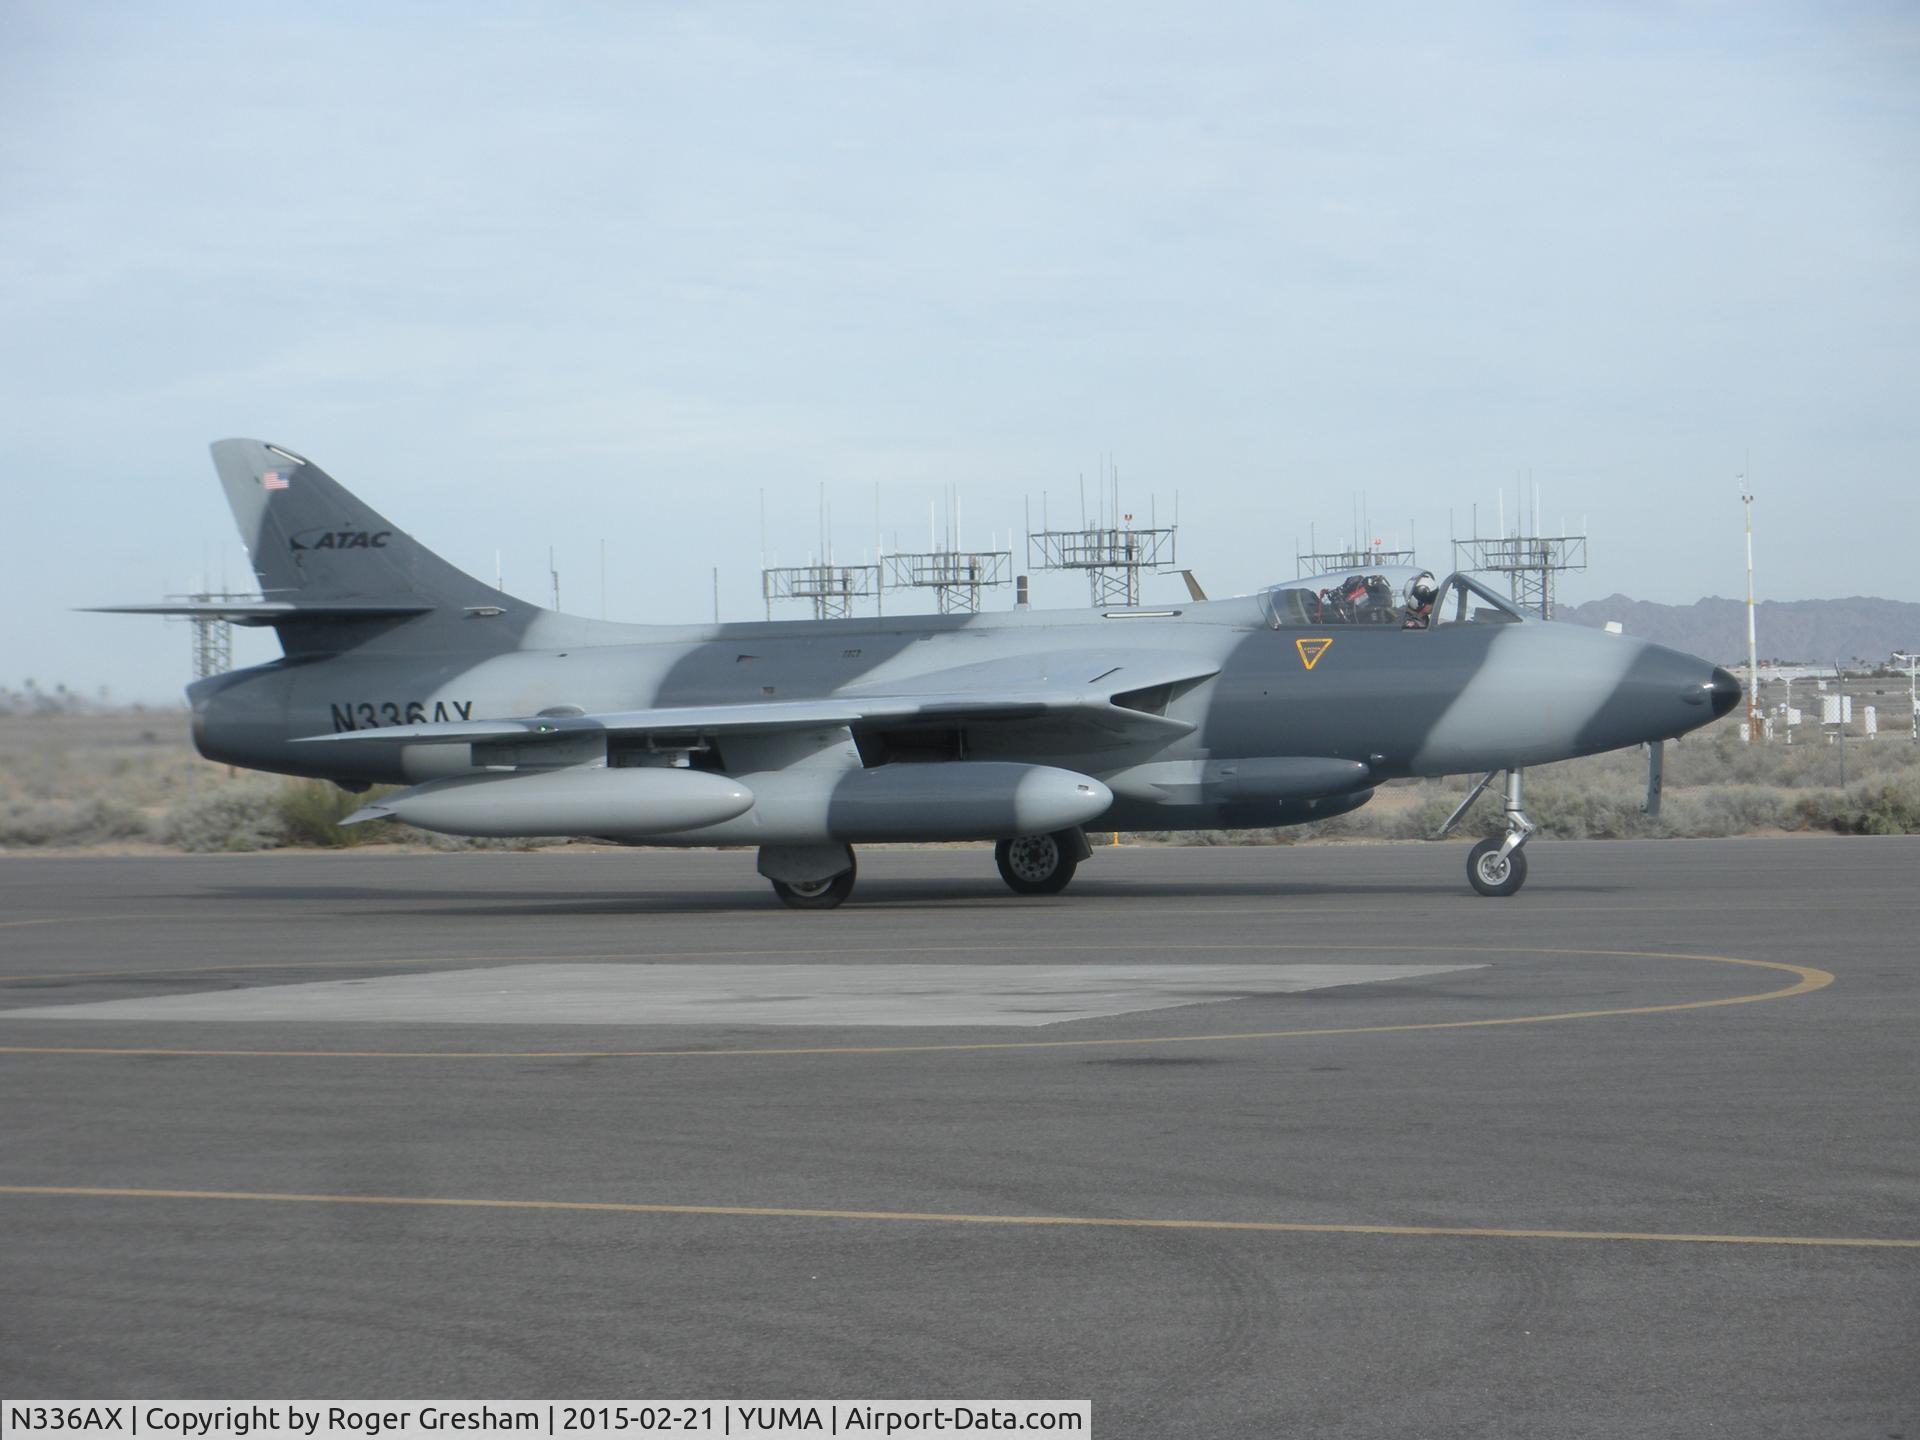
[94,440,1741,906]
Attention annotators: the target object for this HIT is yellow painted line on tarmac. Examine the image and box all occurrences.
[10,937,1439,985]
[5,935,1425,985]
[0,950,1832,1060]
[0,911,276,932]
[0,895,1852,977]
[0,1183,1911,1250]
[0,937,1821,985]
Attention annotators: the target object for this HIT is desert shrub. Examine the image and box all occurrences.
[1521,777,1651,840]
[1126,827,1294,846]
[393,827,550,851]
[1848,774,1920,833]
[1398,787,1486,839]
[1653,785,1794,837]
[160,777,287,852]
[1850,779,1920,833]
[156,775,549,852]
[1671,727,1920,790]
[274,779,395,848]
[1307,782,1503,841]
[1796,773,1920,835]
[0,796,150,847]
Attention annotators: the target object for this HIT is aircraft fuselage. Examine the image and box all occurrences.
[191,597,1736,839]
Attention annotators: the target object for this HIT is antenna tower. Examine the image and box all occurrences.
[1027,465,1177,607]
[1027,519,1177,607]
[760,485,882,620]
[761,563,881,621]
[1452,487,1587,620]
[882,550,1011,614]
[1296,540,1417,577]
[177,591,254,679]
[877,486,1012,614]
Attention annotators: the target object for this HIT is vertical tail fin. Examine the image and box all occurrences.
[205,439,541,655]
[211,438,525,614]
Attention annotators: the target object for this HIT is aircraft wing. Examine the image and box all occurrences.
[294,650,1216,748]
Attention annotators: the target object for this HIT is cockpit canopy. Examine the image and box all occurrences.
[1260,567,1528,630]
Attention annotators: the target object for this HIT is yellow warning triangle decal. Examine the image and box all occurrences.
[1295,637,1334,670]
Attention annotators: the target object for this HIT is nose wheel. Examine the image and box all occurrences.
[1466,837,1528,897]
[1442,768,1536,897]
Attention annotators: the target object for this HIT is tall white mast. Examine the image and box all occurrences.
[1741,478,1759,741]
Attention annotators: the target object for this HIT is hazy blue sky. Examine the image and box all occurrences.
[5,1,1916,701]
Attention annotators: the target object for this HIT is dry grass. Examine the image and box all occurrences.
[1145,715,1920,845]
[0,710,542,852]
[2,708,1916,853]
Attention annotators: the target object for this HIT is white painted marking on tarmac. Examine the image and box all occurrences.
[0,962,1480,1028]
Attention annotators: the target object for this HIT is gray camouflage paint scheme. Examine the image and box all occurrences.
[108,440,1740,849]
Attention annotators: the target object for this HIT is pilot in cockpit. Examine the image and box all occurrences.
[1402,571,1439,629]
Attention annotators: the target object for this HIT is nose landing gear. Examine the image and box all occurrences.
[1441,767,1535,897]
[1466,835,1527,897]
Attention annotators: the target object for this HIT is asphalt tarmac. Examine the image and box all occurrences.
[1,838,1916,1438]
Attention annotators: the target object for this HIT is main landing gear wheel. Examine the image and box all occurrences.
[995,831,1079,896]
[770,854,858,910]
[1466,837,1528,897]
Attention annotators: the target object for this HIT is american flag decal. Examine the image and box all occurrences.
[261,471,289,491]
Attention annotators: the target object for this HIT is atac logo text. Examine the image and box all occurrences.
[289,527,393,552]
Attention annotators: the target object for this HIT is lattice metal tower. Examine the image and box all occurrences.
[1027,519,1176,608]
[183,591,254,679]
[1451,531,1588,619]
[881,550,1011,614]
[1296,542,1417,577]
[190,612,232,679]
[761,563,881,621]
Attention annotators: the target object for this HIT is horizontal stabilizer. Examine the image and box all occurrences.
[89,439,541,659]
[83,600,435,627]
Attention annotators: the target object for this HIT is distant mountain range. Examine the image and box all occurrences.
[1560,595,1920,665]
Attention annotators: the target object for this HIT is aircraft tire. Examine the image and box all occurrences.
[771,855,858,910]
[1466,837,1527,898]
[995,832,1079,896]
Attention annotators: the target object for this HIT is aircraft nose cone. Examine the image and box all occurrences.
[1708,666,1742,720]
